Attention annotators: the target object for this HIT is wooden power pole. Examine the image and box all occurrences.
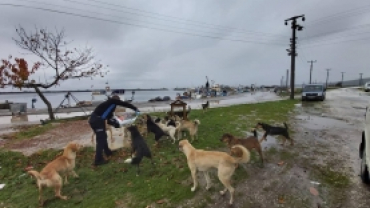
[285,15,305,99]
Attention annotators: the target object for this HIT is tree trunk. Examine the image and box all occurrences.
[33,86,55,120]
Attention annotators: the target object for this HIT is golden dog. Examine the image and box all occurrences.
[28,142,83,205]
[178,119,200,142]
[178,140,250,205]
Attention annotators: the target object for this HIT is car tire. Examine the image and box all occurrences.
[301,97,305,101]
[360,147,370,184]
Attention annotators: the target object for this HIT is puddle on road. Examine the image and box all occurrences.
[296,115,351,130]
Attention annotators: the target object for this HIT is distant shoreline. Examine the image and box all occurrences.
[0,88,176,94]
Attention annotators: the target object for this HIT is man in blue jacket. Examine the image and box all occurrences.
[89,95,140,166]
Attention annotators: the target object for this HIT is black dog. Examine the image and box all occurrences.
[124,125,154,175]
[256,122,293,146]
[144,114,167,146]
[202,100,209,113]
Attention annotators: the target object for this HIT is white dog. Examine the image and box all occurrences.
[155,119,181,144]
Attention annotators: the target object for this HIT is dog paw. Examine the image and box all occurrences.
[220,190,226,195]
[206,186,211,191]
[191,187,196,192]
[124,158,132,164]
[59,195,68,200]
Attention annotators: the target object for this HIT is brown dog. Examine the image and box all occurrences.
[220,129,263,164]
[28,142,83,205]
[178,139,250,205]
[178,119,200,142]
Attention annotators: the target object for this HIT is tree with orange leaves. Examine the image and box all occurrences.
[0,26,108,120]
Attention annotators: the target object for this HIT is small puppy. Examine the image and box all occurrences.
[220,129,263,164]
[124,125,154,175]
[179,139,250,205]
[256,122,293,146]
[178,119,201,142]
[28,142,83,205]
[202,100,209,113]
[142,114,168,146]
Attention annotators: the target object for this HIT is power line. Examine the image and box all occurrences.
[11,0,286,41]
[0,3,286,45]
[64,0,288,38]
[300,23,370,42]
[306,4,370,26]
[298,35,370,49]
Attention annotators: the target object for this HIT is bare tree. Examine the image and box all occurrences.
[0,26,107,120]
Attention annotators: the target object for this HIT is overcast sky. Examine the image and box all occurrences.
[0,0,370,90]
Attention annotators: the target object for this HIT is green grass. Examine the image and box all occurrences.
[0,99,298,208]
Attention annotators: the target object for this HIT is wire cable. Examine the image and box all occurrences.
[0,3,287,45]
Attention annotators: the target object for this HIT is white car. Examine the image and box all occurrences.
[364,82,370,92]
[360,106,370,184]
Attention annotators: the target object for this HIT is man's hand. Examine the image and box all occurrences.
[135,111,141,116]
[107,118,120,128]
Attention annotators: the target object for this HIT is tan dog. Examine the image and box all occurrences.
[28,142,83,205]
[220,129,263,164]
[178,119,200,142]
[178,140,250,205]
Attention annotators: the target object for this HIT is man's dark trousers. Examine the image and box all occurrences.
[89,114,112,163]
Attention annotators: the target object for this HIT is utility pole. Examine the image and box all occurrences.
[281,76,284,87]
[341,72,345,87]
[307,60,316,84]
[360,73,363,86]
[286,69,289,89]
[325,68,331,88]
[285,14,305,99]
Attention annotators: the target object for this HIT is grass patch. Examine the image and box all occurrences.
[0,99,298,208]
[311,164,350,188]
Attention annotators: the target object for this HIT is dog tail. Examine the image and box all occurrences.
[193,119,200,125]
[231,145,251,164]
[283,122,288,130]
[28,170,48,187]
[28,170,42,180]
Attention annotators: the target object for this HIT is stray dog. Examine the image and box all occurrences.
[154,118,181,144]
[202,100,209,113]
[178,119,200,142]
[124,125,154,175]
[220,129,263,164]
[178,140,250,205]
[28,142,83,205]
[256,122,293,146]
[142,114,168,146]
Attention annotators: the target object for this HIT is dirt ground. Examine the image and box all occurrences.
[1,88,370,208]
[0,120,93,156]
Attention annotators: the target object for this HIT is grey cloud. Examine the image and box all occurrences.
[1,0,370,91]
